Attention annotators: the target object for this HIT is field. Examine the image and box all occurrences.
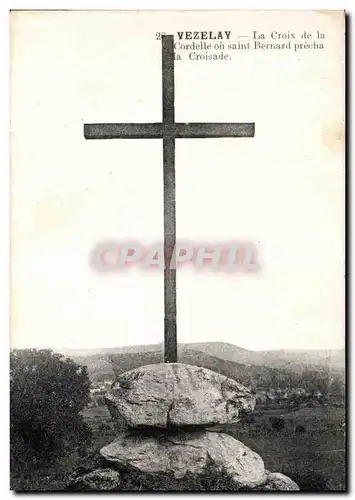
[11,402,346,491]
[228,405,346,491]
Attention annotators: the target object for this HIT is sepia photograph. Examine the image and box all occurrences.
[10,9,346,492]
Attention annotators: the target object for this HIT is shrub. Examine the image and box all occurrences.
[295,425,306,433]
[269,416,285,431]
[10,349,92,468]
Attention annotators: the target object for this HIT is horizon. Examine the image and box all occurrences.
[10,340,345,354]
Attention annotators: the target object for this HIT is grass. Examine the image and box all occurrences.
[11,403,346,491]
[227,404,346,491]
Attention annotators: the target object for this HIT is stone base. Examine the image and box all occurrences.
[101,430,266,489]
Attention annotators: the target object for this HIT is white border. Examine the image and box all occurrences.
[3,1,351,498]
[3,1,352,10]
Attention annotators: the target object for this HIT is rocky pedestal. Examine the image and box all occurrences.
[101,430,266,489]
[69,363,299,491]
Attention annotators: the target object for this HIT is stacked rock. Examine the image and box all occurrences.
[97,363,299,491]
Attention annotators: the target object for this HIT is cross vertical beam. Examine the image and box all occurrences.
[83,34,255,366]
[162,36,177,363]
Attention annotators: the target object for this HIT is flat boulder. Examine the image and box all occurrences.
[100,430,266,489]
[105,363,255,428]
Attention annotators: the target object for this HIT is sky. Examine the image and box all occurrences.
[10,10,345,351]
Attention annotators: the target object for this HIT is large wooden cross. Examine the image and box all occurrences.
[84,35,255,363]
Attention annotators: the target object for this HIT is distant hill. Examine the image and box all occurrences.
[70,353,115,382]
[182,343,345,373]
[61,341,345,377]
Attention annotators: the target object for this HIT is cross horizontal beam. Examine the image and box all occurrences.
[84,122,255,140]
